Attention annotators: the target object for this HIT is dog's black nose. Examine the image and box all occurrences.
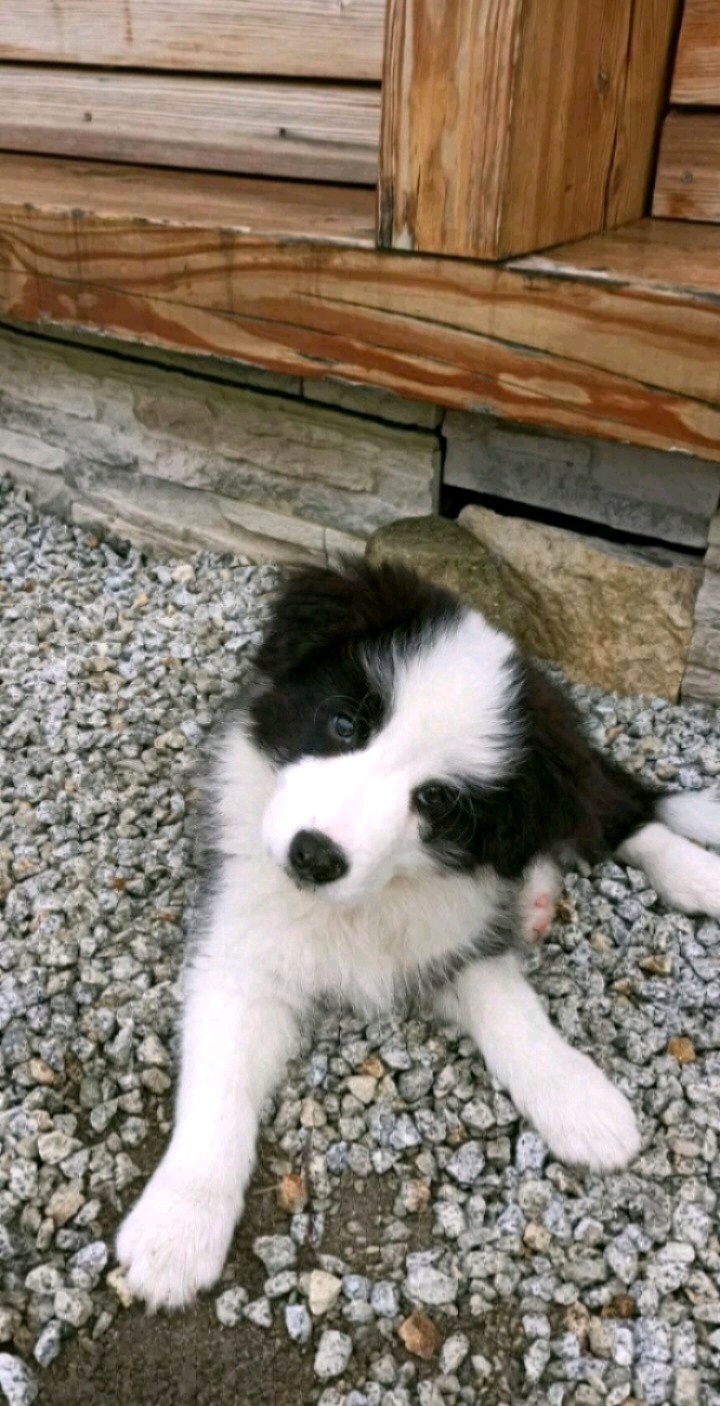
[288,830,348,886]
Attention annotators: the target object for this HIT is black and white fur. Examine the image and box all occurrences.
[118,559,720,1310]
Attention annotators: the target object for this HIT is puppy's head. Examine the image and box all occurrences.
[250,558,520,905]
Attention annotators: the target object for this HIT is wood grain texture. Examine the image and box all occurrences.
[653,112,720,222]
[603,0,683,228]
[0,0,386,81]
[1,158,720,463]
[0,156,377,241]
[379,0,679,259]
[672,0,720,103]
[518,218,720,299]
[0,67,380,184]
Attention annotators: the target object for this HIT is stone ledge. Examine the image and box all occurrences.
[0,326,440,559]
[367,510,702,701]
[682,523,720,703]
[444,412,720,549]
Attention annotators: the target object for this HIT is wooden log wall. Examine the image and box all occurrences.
[0,1,386,184]
[379,0,682,259]
[654,0,720,223]
[2,156,720,467]
[0,0,387,79]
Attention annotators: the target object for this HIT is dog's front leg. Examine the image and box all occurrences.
[443,953,640,1172]
[117,885,305,1310]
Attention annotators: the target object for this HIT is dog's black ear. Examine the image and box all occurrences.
[254,559,366,677]
[255,556,458,679]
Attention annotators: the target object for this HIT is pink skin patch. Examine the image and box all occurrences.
[527,893,554,941]
[519,857,562,944]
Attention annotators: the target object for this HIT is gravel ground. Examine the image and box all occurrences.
[1,475,720,1406]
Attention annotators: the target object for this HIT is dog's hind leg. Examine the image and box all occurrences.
[618,818,720,919]
[453,953,640,1172]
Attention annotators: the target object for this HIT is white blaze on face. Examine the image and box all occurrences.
[261,611,518,903]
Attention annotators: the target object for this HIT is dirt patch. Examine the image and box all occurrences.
[40,1305,316,1406]
[37,1135,316,1406]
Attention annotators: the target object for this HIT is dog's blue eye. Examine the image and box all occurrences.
[415,783,456,815]
[329,712,356,743]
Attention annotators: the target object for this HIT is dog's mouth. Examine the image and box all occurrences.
[285,866,319,894]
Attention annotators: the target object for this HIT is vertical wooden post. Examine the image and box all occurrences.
[379,0,681,260]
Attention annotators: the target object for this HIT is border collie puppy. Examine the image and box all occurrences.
[118,558,720,1310]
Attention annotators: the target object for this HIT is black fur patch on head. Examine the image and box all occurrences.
[249,557,461,766]
[413,658,660,880]
[249,555,662,871]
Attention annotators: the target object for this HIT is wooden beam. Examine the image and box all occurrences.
[603,0,683,228]
[1,158,720,464]
[379,0,681,260]
[654,112,720,222]
[0,158,377,242]
[671,0,720,103]
[0,0,386,82]
[0,67,381,185]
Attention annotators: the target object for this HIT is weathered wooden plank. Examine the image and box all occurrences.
[517,218,720,299]
[0,0,386,81]
[1,158,720,462]
[0,68,380,184]
[672,0,720,103]
[604,0,683,228]
[0,157,377,242]
[379,0,679,260]
[653,112,720,222]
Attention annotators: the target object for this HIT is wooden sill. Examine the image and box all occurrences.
[0,154,378,244]
[1,155,720,464]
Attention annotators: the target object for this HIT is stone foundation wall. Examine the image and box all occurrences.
[0,329,441,564]
[683,514,720,702]
[0,324,718,702]
[444,412,720,549]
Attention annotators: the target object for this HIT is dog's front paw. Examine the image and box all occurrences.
[527,1051,641,1173]
[116,1164,239,1311]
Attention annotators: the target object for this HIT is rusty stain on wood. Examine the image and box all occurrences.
[1,158,720,465]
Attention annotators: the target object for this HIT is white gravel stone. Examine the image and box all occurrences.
[253,1236,296,1274]
[285,1304,312,1344]
[52,1290,93,1329]
[446,1141,485,1187]
[244,1298,273,1329]
[370,1282,399,1318]
[2,479,720,1400]
[308,1271,343,1317]
[405,1265,458,1307]
[32,1321,63,1370]
[265,1271,298,1299]
[605,1235,639,1285]
[36,1133,79,1166]
[68,1241,108,1290]
[24,1266,62,1298]
[0,1356,38,1406]
[215,1288,248,1327]
[346,1076,377,1105]
[439,1333,470,1374]
[314,1330,353,1381]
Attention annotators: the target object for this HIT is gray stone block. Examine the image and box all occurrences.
[444,412,720,548]
[66,467,363,564]
[682,536,720,702]
[0,328,440,558]
[303,378,443,428]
